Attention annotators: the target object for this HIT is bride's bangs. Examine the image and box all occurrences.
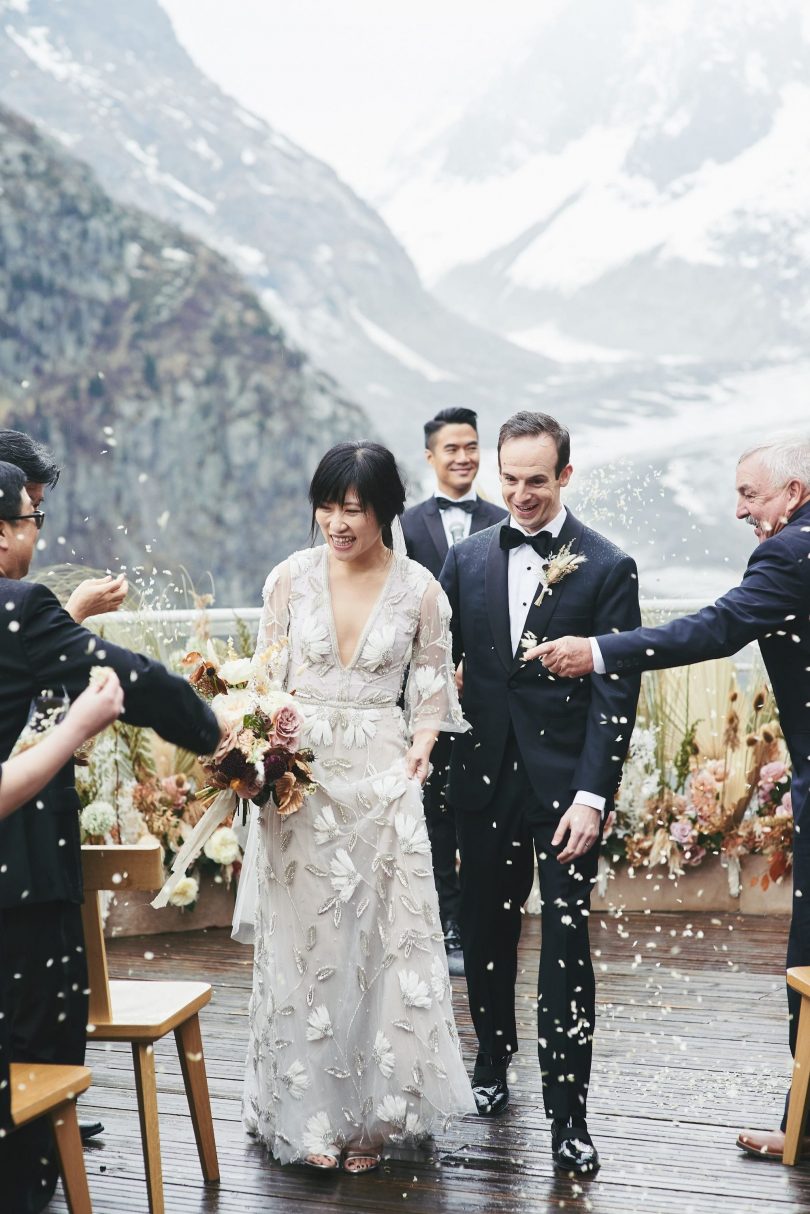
[309,442,406,533]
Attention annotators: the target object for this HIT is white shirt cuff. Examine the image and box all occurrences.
[575,789,607,815]
[589,637,606,674]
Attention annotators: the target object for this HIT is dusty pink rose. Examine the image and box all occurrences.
[776,791,793,818]
[682,845,707,867]
[272,703,302,749]
[759,760,788,797]
[670,818,696,847]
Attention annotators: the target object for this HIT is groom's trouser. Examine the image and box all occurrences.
[423,732,462,930]
[456,730,600,1122]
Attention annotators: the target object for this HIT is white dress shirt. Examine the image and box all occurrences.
[434,487,477,548]
[506,508,606,817]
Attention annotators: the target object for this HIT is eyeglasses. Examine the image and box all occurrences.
[8,511,46,530]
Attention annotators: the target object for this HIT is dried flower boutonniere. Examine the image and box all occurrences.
[534,541,587,607]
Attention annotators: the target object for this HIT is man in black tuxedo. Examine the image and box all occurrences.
[402,407,506,972]
[534,435,810,1161]
[440,411,641,1174]
[0,462,222,1212]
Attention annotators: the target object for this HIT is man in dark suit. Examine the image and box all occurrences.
[402,407,506,973]
[440,411,641,1174]
[533,435,810,1161]
[0,462,222,1212]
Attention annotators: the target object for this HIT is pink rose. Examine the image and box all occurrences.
[670,818,696,847]
[272,703,302,749]
[776,791,793,818]
[683,845,707,867]
[759,761,788,797]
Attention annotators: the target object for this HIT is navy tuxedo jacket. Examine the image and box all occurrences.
[440,513,642,813]
[598,499,810,819]
[402,495,507,579]
[0,580,221,909]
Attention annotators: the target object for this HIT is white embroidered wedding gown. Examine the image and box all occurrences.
[234,546,476,1163]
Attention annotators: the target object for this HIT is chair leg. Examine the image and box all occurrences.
[50,1099,92,1214]
[132,1041,165,1213]
[175,1013,220,1183]
[784,995,810,1165]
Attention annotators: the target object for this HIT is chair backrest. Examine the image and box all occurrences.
[81,840,165,1025]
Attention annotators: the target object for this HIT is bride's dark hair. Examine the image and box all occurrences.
[309,442,407,547]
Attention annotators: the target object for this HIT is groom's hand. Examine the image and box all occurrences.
[525,636,594,677]
[553,802,601,863]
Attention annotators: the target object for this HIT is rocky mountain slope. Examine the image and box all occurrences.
[0,0,552,452]
[0,103,366,605]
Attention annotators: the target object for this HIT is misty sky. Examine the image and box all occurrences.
[161,0,548,198]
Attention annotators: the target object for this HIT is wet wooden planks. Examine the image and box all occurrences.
[47,910,810,1214]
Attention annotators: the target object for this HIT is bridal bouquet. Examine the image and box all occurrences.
[185,641,316,818]
[152,640,317,909]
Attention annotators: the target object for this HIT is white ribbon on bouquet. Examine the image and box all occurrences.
[151,788,238,908]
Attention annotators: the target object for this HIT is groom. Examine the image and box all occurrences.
[440,410,641,1174]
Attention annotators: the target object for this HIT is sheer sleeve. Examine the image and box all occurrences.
[251,561,292,690]
[404,578,469,736]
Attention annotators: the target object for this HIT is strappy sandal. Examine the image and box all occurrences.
[342,1149,381,1174]
[303,1151,340,1170]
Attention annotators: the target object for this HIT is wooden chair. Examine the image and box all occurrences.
[10,1061,93,1214]
[784,967,810,1164]
[81,839,220,1212]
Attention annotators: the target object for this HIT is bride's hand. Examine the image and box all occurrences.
[405,729,438,785]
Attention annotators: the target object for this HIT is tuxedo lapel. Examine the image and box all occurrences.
[485,524,512,672]
[422,499,449,566]
[470,498,493,535]
[512,511,584,669]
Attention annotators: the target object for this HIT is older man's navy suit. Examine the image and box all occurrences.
[597,499,810,1111]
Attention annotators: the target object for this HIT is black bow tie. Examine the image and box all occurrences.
[500,526,553,558]
[436,496,476,514]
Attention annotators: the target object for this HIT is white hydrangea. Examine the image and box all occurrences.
[169,875,199,907]
[80,800,116,840]
[615,725,660,831]
[203,826,241,866]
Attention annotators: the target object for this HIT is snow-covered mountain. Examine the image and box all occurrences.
[0,0,552,452]
[380,0,810,366]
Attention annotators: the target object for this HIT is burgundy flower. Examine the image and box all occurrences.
[263,747,290,784]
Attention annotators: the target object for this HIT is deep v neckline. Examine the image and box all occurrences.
[322,546,398,671]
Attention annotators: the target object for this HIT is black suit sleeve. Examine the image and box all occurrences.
[597,541,804,673]
[20,584,220,755]
[574,556,642,800]
[438,545,463,669]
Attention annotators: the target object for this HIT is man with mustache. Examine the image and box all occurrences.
[531,435,810,1159]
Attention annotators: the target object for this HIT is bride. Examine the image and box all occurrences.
[233,441,476,1173]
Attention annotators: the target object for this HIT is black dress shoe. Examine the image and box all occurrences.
[551,1119,599,1175]
[79,1120,104,1143]
[472,1078,509,1117]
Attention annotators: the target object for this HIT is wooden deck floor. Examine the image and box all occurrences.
[49,910,810,1214]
